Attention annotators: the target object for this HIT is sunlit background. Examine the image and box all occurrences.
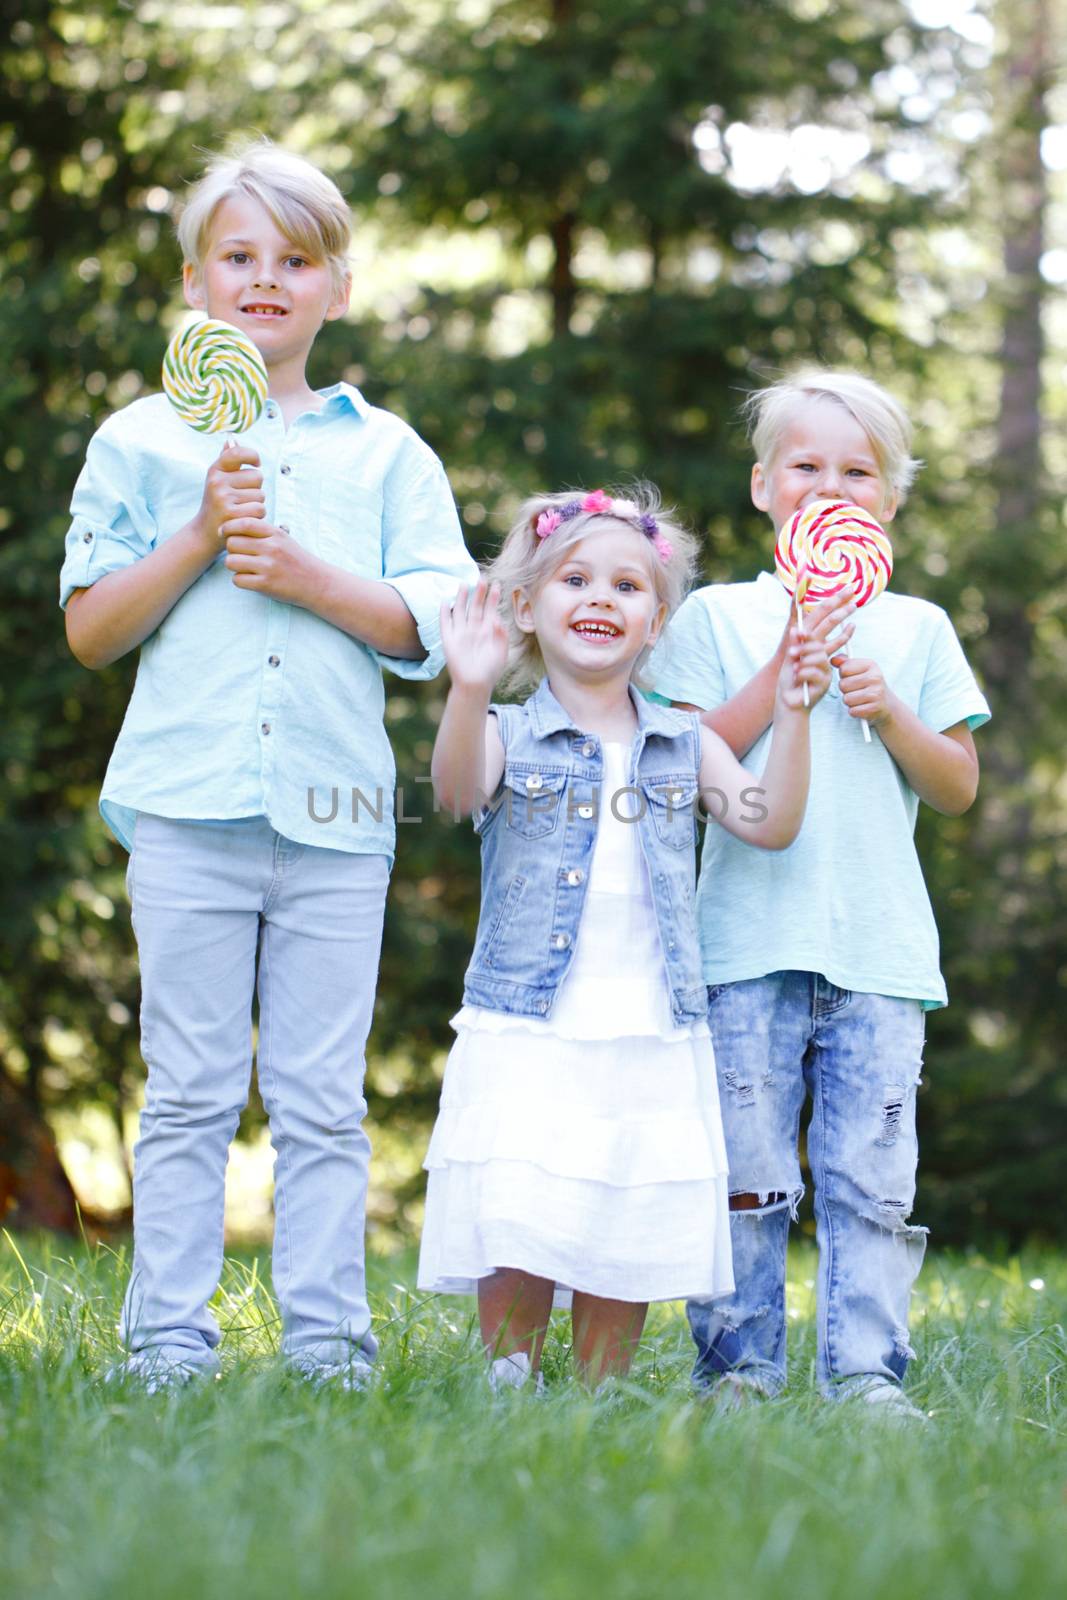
[1,0,1063,1247]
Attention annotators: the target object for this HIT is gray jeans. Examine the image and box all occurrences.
[122,813,388,1373]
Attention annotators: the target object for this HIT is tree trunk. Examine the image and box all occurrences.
[987,0,1047,725]
[0,1071,82,1232]
[548,0,577,340]
[550,210,576,338]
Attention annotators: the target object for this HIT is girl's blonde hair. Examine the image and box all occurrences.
[743,368,921,501]
[177,139,351,294]
[486,484,699,694]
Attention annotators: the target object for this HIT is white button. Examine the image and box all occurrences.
[268,655,280,668]
[280,463,292,475]
[553,932,571,950]
[82,530,93,543]
[261,721,271,735]
[577,804,594,819]
[525,773,543,790]
[266,402,278,418]
[537,1000,550,1014]
[566,869,584,886]
[582,741,595,757]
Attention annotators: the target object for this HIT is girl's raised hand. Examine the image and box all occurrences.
[777,625,834,712]
[440,581,509,694]
[774,586,857,712]
[804,587,857,653]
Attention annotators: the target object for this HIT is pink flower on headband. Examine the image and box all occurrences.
[582,489,613,514]
[532,490,673,563]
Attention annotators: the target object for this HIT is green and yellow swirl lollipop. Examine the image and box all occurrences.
[162,317,268,438]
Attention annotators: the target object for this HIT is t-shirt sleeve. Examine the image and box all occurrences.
[59,421,158,609]
[918,608,991,733]
[649,589,726,710]
[376,451,479,681]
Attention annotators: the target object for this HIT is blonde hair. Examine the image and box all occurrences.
[743,368,921,501]
[177,140,351,294]
[486,484,699,694]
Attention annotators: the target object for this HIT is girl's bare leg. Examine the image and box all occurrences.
[478,1268,555,1370]
[572,1293,648,1386]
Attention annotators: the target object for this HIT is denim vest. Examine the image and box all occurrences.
[462,679,707,1025]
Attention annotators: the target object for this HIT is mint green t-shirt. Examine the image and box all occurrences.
[650,571,991,1008]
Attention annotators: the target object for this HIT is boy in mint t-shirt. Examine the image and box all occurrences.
[652,369,989,1417]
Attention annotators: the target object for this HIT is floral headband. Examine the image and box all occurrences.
[534,490,674,563]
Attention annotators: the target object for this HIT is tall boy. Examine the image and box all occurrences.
[61,142,476,1389]
[653,370,990,1415]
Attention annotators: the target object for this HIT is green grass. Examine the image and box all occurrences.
[1,1234,1065,1600]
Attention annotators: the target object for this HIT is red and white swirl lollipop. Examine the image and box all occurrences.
[775,498,893,737]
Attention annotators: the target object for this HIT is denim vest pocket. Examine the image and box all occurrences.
[480,873,529,967]
[497,766,567,840]
[642,778,699,851]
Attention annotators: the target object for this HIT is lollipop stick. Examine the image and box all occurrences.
[841,639,872,743]
[795,587,809,708]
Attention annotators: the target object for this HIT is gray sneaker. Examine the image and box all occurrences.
[701,1373,770,1412]
[294,1357,377,1393]
[104,1350,219,1396]
[846,1379,929,1424]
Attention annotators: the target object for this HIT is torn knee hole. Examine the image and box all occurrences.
[875,1084,906,1148]
[721,1069,770,1105]
[729,1192,786,1212]
[716,1302,772,1332]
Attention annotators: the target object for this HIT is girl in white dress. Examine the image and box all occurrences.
[419,486,832,1389]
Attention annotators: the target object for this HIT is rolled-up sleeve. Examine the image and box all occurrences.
[377,453,478,680]
[59,422,158,609]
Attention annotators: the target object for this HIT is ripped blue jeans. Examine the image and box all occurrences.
[688,973,928,1399]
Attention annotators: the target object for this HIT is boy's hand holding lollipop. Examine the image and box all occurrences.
[165,316,270,558]
[776,498,893,741]
[192,445,266,550]
[164,316,335,606]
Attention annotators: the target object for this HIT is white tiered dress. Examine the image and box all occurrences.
[417,743,733,1306]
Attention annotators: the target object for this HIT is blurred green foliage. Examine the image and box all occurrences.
[2,0,1064,1240]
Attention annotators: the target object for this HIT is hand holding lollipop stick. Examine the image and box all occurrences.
[162,317,268,445]
[775,499,893,741]
[794,561,812,706]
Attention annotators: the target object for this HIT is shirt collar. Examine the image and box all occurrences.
[757,569,789,607]
[317,381,371,418]
[526,676,686,741]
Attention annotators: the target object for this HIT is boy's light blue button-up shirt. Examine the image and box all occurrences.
[651,572,991,1008]
[60,385,478,860]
